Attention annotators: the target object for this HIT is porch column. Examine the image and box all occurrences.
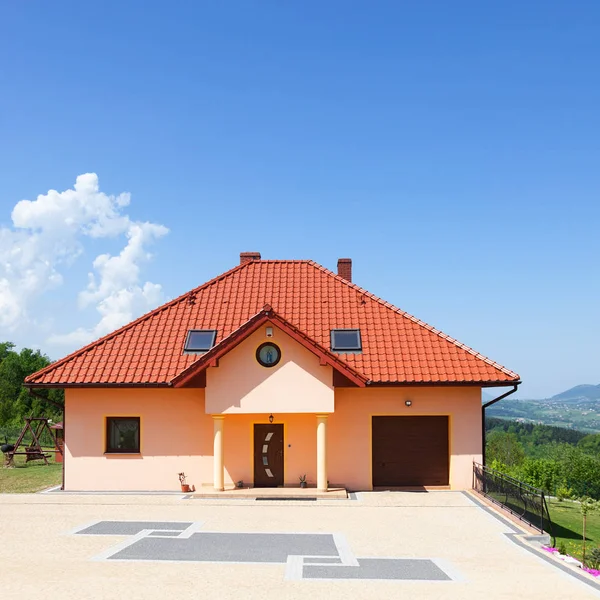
[316,414,328,491]
[213,415,225,491]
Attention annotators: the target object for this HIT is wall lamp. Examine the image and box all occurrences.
[405,400,412,407]
[269,414,274,423]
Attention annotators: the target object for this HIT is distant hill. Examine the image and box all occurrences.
[550,384,600,402]
[484,383,600,433]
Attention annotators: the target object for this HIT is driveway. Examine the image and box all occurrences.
[0,490,597,599]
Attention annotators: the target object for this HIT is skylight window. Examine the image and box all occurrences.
[184,330,217,353]
[331,329,362,352]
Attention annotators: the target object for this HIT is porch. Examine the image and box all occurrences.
[211,413,330,491]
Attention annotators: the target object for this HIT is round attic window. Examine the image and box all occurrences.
[256,343,281,368]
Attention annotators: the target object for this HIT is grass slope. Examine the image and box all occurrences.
[548,499,600,562]
[0,454,62,493]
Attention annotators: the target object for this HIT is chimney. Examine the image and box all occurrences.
[337,258,352,282]
[240,251,261,265]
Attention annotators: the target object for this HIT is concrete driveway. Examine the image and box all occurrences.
[0,490,597,599]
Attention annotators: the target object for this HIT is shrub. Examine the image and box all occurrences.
[514,458,561,494]
[587,547,600,570]
[558,541,567,555]
[556,485,573,502]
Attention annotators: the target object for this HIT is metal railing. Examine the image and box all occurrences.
[473,462,554,541]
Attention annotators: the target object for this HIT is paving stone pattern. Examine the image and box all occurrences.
[74,520,454,582]
[111,532,339,563]
[303,558,450,580]
[77,521,192,536]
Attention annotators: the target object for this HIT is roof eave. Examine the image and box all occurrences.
[24,382,172,389]
[366,379,521,388]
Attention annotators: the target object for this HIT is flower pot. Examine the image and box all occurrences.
[300,481,307,489]
[181,484,191,493]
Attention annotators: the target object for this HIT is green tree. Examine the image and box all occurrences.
[549,444,600,499]
[486,431,525,467]
[578,496,598,561]
[513,458,561,494]
[578,434,600,456]
[0,342,63,438]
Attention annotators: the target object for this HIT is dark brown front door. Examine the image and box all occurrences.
[372,416,449,487]
[254,424,284,487]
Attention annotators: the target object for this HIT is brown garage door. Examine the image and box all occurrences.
[372,416,449,487]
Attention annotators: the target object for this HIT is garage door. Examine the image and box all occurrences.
[372,416,449,487]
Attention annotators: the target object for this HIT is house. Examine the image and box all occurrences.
[25,253,520,492]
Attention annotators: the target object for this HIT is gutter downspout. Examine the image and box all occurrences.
[481,384,519,466]
[27,388,65,490]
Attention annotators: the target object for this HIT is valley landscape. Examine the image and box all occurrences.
[486,384,600,433]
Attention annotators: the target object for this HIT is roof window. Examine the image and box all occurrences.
[184,330,217,353]
[331,329,362,352]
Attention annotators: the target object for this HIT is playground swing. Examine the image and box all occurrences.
[3,417,63,467]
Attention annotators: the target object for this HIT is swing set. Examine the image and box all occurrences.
[3,417,63,467]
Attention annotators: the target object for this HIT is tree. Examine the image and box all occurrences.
[578,496,598,561]
[486,431,525,467]
[578,434,600,456]
[0,342,63,436]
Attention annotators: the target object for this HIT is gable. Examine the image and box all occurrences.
[205,324,334,414]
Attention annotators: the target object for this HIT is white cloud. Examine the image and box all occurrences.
[78,222,168,309]
[48,282,164,347]
[0,173,169,347]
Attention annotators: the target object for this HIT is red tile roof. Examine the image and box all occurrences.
[25,259,520,387]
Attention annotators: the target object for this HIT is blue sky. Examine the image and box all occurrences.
[0,1,598,398]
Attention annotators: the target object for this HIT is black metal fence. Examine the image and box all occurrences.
[473,462,554,540]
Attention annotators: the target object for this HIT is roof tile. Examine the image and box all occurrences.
[26,260,519,386]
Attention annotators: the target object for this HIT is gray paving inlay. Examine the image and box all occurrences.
[303,558,451,580]
[77,521,192,536]
[303,557,343,564]
[109,532,339,563]
[71,521,458,582]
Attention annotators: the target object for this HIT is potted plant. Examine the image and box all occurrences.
[299,474,307,489]
[178,472,195,493]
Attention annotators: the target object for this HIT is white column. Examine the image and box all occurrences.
[316,414,328,491]
[213,415,225,491]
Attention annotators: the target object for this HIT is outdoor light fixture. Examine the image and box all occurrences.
[405,400,412,407]
[266,326,273,337]
[269,414,274,423]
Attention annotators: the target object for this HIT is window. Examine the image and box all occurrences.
[106,417,140,453]
[331,329,362,352]
[184,329,217,353]
[256,342,282,368]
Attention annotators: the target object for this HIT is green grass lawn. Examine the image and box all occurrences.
[548,498,600,563]
[0,454,62,493]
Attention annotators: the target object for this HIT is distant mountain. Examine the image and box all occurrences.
[483,384,600,433]
[550,384,600,402]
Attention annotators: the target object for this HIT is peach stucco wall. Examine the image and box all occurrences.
[64,388,211,491]
[64,387,320,490]
[65,385,482,491]
[205,323,334,414]
[328,387,482,490]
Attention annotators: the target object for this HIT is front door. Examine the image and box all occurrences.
[254,424,284,487]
